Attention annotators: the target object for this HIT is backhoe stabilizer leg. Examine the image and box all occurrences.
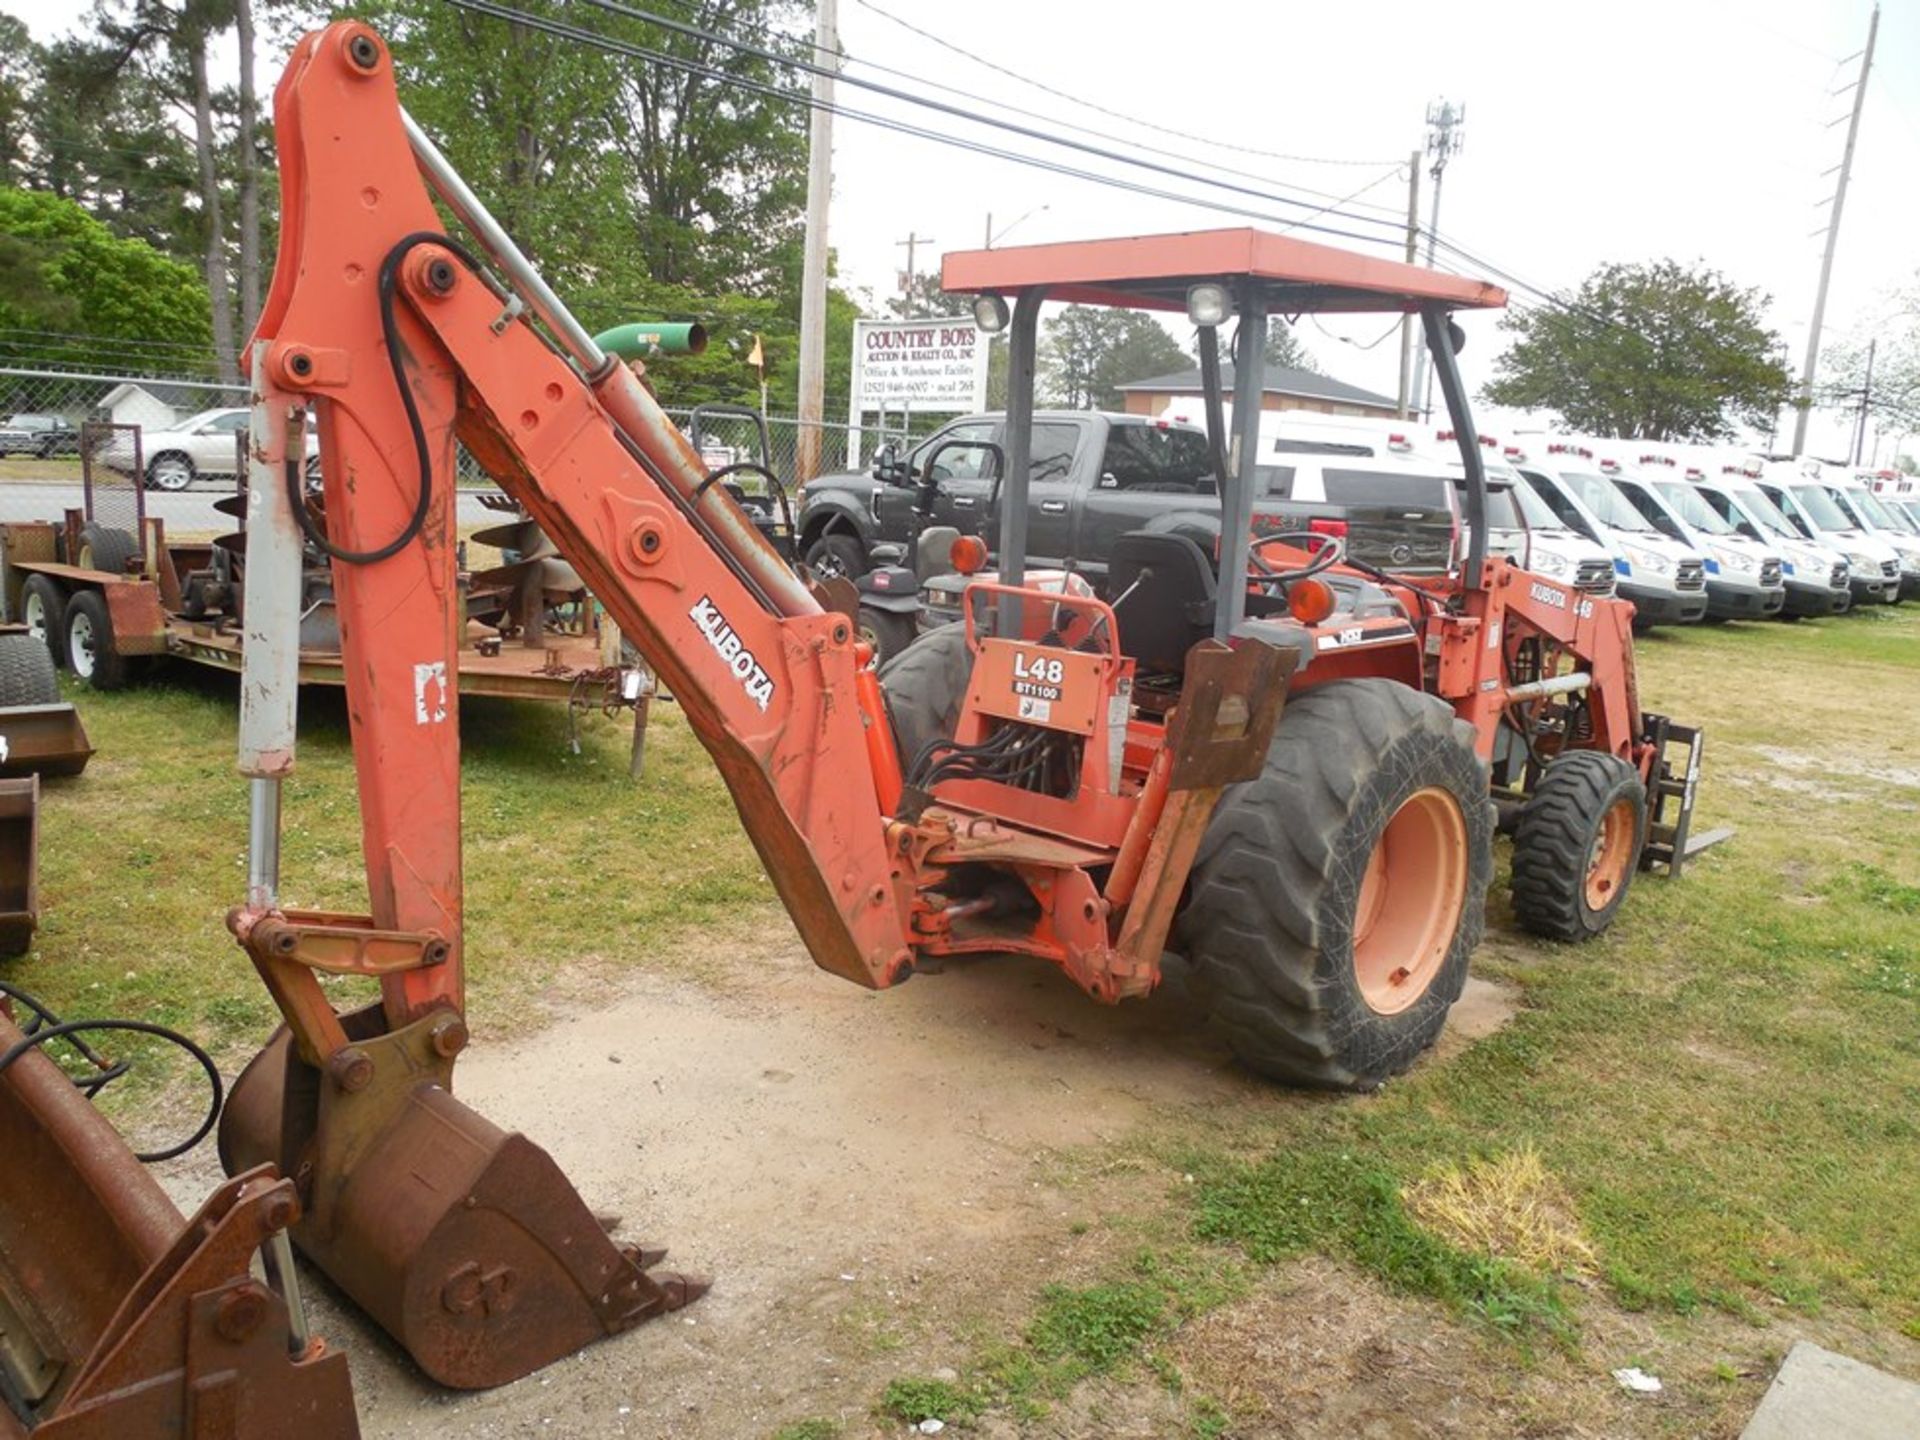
[220,1009,707,1390]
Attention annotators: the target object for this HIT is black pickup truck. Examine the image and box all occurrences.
[797,410,1455,586]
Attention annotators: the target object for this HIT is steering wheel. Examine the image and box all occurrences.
[1248,529,1345,592]
[693,461,796,558]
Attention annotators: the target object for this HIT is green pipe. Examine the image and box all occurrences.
[592,321,709,358]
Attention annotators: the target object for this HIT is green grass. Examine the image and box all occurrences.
[5,663,779,1081]
[15,592,1920,1431]
[875,604,1920,1427]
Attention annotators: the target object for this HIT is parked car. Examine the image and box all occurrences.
[1511,444,1708,628]
[1754,466,1900,605]
[1614,455,1784,619]
[123,407,321,491]
[1693,465,1851,617]
[0,414,81,458]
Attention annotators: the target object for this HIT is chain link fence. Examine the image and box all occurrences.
[0,366,901,516]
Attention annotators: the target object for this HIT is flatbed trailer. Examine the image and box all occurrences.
[0,509,649,748]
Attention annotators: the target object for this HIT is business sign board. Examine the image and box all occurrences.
[850,317,990,413]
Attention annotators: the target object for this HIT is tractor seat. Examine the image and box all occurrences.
[1107,532,1217,673]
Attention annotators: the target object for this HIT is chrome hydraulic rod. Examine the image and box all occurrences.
[402,109,819,619]
[1505,671,1593,703]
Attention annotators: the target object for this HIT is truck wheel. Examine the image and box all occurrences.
[65,589,132,691]
[878,623,971,770]
[76,523,140,577]
[1510,750,1645,941]
[857,605,919,667]
[1173,679,1494,1090]
[21,576,68,667]
[0,632,60,705]
[804,532,866,582]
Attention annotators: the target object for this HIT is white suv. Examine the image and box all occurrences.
[138,408,321,491]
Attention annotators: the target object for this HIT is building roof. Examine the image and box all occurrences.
[941,227,1507,314]
[100,380,231,410]
[1115,364,1396,410]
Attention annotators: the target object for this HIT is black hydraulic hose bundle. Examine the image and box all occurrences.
[0,979,223,1162]
[284,230,489,568]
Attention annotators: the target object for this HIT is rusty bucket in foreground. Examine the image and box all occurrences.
[0,1007,359,1437]
[219,1002,707,1391]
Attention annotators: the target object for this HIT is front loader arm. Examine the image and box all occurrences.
[251,23,909,1006]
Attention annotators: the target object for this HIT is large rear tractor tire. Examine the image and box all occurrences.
[1173,679,1494,1090]
[877,622,972,768]
[0,632,60,705]
[1510,750,1646,941]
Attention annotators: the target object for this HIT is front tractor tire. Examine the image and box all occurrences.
[1174,679,1494,1091]
[1510,750,1646,941]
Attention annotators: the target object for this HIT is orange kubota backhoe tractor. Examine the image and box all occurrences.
[150,17,1704,1403]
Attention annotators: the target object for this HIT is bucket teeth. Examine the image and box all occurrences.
[653,1270,712,1311]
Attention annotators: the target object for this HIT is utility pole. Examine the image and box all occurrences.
[896,231,934,316]
[1395,149,1421,418]
[1414,98,1465,419]
[1792,2,1878,458]
[794,0,838,483]
[1852,337,1877,465]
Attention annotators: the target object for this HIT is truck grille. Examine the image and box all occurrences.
[1883,558,1901,581]
[1675,559,1706,592]
[1574,559,1616,594]
[1831,562,1849,590]
[1759,559,1783,588]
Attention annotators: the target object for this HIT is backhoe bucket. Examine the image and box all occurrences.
[219,1008,706,1391]
[0,777,38,958]
[0,706,94,781]
[0,1008,357,1436]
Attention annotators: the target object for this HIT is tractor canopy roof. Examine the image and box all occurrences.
[940,227,1508,315]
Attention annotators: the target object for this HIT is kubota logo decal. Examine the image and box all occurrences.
[690,595,776,712]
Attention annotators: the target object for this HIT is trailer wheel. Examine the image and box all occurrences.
[65,589,132,691]
[0,632,60,705]
[76,523,140,577]
[1173,679,1494,1090]
[1510,750,1646,941]
[858,605,919,668]
[877,622,971,767]
[21,575,68,667]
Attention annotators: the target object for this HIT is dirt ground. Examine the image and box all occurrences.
[159,940,1515,1439]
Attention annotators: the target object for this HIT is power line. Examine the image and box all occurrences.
[847,0,1398,169]
[439,0,1411,252]
[621,0,1411,219]
[566,0,1413,240]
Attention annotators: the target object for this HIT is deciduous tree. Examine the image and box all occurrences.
[1483,260,1790,441]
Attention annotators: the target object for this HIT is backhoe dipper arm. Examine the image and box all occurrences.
[219,20,906,1391]
[247,22,910,1015]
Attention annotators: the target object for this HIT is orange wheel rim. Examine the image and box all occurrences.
[1584,797,1636,912]
[1352,786,1469,1015]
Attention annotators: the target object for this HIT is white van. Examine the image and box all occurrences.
[1616,455,1784,619]
[1827,474,1920,599]
[1755,463,1900,604]
[1260,418,1616,591]
[1693,464,1851,617]
[1510,443,1707,627]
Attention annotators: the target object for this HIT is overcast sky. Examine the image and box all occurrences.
[9,0,1913,456]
